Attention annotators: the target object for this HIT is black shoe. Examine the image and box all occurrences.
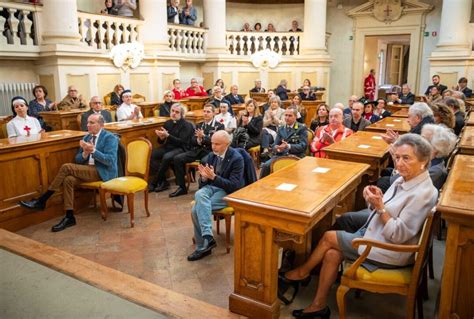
[148,183,157,192]
[280,274,311,287]
[292,306,330,319]
[112,195,124,212]
[187,237,216,261]
[51,216,76,232]
[19,199,45,211]
[154,181,170,192]
[169,187,187,198]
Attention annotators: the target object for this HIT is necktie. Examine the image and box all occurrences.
[215,156,223,175]
[91,135,97,145]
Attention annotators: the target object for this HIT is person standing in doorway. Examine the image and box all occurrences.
[364,69,376,100]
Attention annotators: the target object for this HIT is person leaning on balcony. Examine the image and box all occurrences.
[115,0,136,17]
[57,85,87,111]
[265,23,276,32]
[180,0,197,26]
[241,23,251,32]
[167,0,180,24]
[289,20,302,32]
[101,0,119,15]
[186,78,208,97]
[254,22,262,32]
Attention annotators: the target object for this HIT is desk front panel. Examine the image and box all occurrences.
[0,130,87,231]
[40,110,86,131]
[459,126,474,155]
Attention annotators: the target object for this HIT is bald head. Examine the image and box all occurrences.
[333,103,345,111]
[329,108,343,128]
[211,130,232,155]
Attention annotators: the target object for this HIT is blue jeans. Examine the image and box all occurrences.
[191,185,228,250]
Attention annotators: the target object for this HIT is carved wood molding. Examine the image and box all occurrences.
[274,229,304,244]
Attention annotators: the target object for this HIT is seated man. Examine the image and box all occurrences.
[57,85,87,110]
[250,79,265,93]
[149,103,195,192]
[80,96,113,131]
[185,78,208,97]
[260,107,308,178]
[171,104,225,197]
[188,131,244,261]
[445,97,465,135]
[225,85,245,105]
[311,108,353,158]
[116,89,143,121]
[455,77,472,98]
[343,101,371,132]
[20,114,118,232]
[343,95,358,116]
[398,84,415,104]
[424,74,448,96]
[275,79,290,101]
[208,86,234,116]
[298,86,316,101]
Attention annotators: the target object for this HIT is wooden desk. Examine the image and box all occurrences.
[280,100,325,128]
[180,97,209,111]
[324,131,390,181]
[458,126,474,155]
[232,103,246,114]
[385,103,410,114]
[366,117,411,134]
[249,92,267,103]
[226,157,369,318]
[465,112,474,126]
[391,108,409,118]
[137,101,160,118]
[0,130,88,231]
[185,109,204,124]
[40,109,87,131]
[104,117,167,148]
[438,155,474,319]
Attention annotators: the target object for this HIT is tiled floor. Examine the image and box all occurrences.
[18,184,444,318]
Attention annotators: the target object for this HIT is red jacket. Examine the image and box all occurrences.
[311,124,353,158]
[172,88,188,100]
[364,74,376,100]
[185,85,208,97]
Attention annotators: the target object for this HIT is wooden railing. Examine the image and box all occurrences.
[77,11,143,50]
[226,31,301,56]
[167,24,207,55]
[0,2,40,54]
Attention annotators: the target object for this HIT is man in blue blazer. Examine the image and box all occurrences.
[80,96,113,131]
[225,85,245,105]
[260,107,308,178]
[188,130,244,261]
[20,114,118,232]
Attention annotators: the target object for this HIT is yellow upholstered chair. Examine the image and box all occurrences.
[0,116,12,139]
[104,92,112,106]
[270,155,300,174]
[306,128,314,156]
[99,138,152,227]
[336,211,436,319]
[247,145,261,168]
[132,93,146,104]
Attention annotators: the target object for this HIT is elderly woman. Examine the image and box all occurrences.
[284,133,438,319]
[311,108,353,158]
[28,85,55,130]
[310,103,330,132]
[431,102,455,129]
[214,103,237,136]
[209,86,234,116]
[7,96,43,138]
[261,95,285,156]
[237,99,263,149]
[110,84,124,106]
[159,90,175,117]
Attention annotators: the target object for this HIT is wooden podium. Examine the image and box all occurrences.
[225,157,369,318]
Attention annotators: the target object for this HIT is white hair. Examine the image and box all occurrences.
[421,124,457,158]
[333,103,345,111]
[409,102,433,119]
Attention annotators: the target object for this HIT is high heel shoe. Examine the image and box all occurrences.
[280,273,311,286]
[292,306,331,319]
[277,274,311,305]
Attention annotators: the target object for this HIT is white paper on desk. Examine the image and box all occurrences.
[312,167,331,173]
[276,183,297,191]
[49,134,63,137]
[393,119,402,122]
[358,144,371,149]
[372,136,383,140]
[385,124,395,127]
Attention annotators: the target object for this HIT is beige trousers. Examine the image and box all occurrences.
[48,163,100,210]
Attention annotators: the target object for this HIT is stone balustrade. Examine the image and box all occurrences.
[167,24,207,55]
[0,2,39,54]
[226,31,302,56]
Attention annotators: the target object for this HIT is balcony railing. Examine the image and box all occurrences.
[226,31,301,56]
[167,24,207,55]
[77,11,143,50]
[0,2,40,54]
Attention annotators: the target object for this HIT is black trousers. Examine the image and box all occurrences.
[173,149,210,188]
[149,147,184,186]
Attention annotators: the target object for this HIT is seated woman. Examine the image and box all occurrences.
[290,94,306,124]
[362,101,380,123]
[206,78,226,96]
[373,98,392,119]
[310,103,329,132]
[284,133,438,319]
[261,96,285,156]
[214,103,237,136]
[236,99,263,149]
[311,108,352,158]
[159,90,175,117]
[7,96,43,138]
[110,84,124,106]
[431,102,455,130]
[28,85,55,130]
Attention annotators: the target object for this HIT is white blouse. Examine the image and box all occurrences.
[7,115,42,137]
[116,103,143,121]
[214,112,237,130]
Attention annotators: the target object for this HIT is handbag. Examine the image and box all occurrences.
[277,249,299,305]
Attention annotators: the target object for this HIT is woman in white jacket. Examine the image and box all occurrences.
[282,133,438,319]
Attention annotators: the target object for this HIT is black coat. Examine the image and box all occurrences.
[192,118,225,152]
[275,85,289,101]
[239,115,263,148]
[398,92,415,105]
[225,94,245,105]
[159,101,173,117]
[159,118,195,151]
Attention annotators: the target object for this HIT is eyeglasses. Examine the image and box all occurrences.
[91,101,102,104]
[69,89,77,92]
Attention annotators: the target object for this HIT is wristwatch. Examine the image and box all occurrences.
[376,208,386,215]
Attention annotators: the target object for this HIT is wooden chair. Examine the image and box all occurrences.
[270,155,300,174]
[185,161,200,191]
[76,113,83,131]
[247,145,261,168]
[99,138,152,227]
[306,128,314,156]
[132,93,146,104]
[104,92,112,106]
[336,211,437,319]
[0,116,12,139]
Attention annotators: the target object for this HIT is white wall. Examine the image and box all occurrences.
[76,0,102,14]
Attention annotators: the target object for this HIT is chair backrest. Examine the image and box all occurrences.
[76,113,83,131]
[306,128,314,156]
[104,92,112,105]
[0,116,12,139]
[126,138,152,180]
[132,94,146,104]
[270,156,300,174]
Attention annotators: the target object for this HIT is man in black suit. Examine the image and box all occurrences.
[170,104,225,197]
[80,96,113,131]
[225,85,245,105]
[424,75,448,96]
[188,130,244,261]
[456,77,472,98]
[398,84,415,105]
[149,103,195,192]
[250,80,265,93]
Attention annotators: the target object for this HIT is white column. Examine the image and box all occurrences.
[203,0,227,55]
[140,0,170,54]
[40,0,80,45]
[435,0,472,55]
[302,0,327,55]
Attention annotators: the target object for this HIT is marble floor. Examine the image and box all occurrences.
[18,184,444,318]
